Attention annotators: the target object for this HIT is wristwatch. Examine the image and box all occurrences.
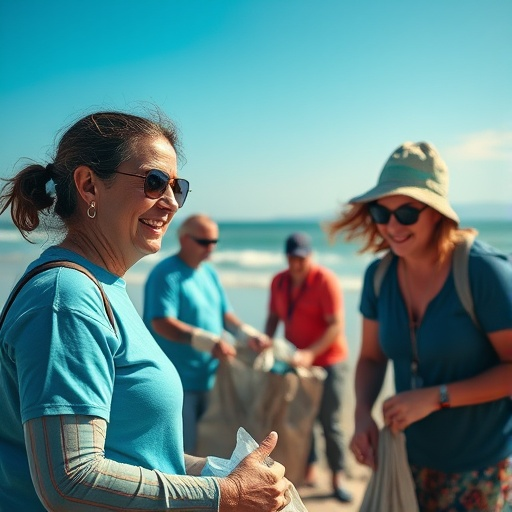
[439,384,451,409]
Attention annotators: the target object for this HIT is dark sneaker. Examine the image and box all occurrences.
[333,487,353,503]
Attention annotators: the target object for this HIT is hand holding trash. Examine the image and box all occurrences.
[236,323,272,353]
[204,427,308,512]
[191,328,237,361]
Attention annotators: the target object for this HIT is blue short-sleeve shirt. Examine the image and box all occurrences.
[143,254,233,392]
[0,247,186,509]
[360,240,512,472]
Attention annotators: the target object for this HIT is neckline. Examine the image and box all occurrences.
[43,246,126,287]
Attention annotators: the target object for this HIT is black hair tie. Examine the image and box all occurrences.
[45,163,55,179]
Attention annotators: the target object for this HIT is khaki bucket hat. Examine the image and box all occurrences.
[349,141,459,224]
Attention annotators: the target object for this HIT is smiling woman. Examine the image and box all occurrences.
[0,110,291,512]
[83,134,181,272]
[327,141,512,511]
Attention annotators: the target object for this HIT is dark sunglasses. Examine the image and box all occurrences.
[115,169,190,208]
[190,236,219,247]
[368,202,428,226]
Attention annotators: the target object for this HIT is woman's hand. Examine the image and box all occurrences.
[350,412,379,470]
[219,431,291,512]
[382,388,438,434]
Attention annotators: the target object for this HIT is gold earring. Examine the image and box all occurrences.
[87,201,97,219]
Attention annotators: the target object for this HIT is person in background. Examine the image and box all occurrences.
[143,213,270,454]
[328,141,512,511]
[264,232,353,503]
[0,111,290,511]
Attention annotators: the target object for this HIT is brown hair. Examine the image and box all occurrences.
[0,110,181,241]
[326,202,476,263]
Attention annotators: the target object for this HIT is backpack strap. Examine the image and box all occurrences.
[0,260,116,332]
[373,235,481,330]
[373,251,394,297]
[452,233,479,330]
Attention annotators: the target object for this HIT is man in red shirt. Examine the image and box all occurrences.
[265,232,352,503]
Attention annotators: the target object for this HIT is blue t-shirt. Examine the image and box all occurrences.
[143,255,233,392]
[0,247,185,511]
[360,240,512,472]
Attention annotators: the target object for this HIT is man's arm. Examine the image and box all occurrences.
[152,316,194,344]
[224,311,271,352]
[223,311,244,335]
[264,311,280,338]
[152,317,235,357]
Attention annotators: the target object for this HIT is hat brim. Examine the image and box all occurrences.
[287,248,312,258]
[349,184,459,224]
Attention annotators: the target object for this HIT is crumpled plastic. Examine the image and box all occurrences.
[233,337,297,373]
[202,426,308,512]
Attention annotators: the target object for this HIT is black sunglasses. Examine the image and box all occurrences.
[368,202,428,226]
[115,169,190,208]
[190,236,219,247]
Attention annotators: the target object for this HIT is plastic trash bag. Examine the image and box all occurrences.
[202,426,308,512]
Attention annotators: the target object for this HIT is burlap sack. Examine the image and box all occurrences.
[196,350,325,485]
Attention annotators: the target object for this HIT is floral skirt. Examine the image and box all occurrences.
[410,459,512,512]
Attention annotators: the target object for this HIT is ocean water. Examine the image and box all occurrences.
[1,218,511,362]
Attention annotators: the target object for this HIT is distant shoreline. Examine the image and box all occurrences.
[217,203,512,223]
[1,204,512,229]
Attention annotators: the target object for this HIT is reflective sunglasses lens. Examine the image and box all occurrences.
[368,204,391,224]
[171,179,190,208]
[395,206,421,225]
[193,237,218,247]
[144,170,169,199]
[144,171,190,208]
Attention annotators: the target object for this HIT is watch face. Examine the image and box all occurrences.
[439,385,450,408]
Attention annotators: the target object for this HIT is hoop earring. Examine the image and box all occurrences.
[87,201,97,219]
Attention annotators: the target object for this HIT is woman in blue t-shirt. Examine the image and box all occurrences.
[0,111,291,512]
[328,141,512,511]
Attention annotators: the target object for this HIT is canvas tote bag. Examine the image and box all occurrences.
[196,348,326,485]
[359,426,419,512]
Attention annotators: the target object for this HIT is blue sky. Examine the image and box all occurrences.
[1,1,511,221]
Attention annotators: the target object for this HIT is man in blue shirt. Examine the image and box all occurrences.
[144,214,269,454]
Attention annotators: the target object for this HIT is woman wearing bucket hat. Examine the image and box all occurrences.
[328,142,512,511]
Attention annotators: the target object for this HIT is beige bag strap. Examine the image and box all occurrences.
[452,233,478,330]
[373,251,394,297]
[374,235,480,330]
[0,260,116,332]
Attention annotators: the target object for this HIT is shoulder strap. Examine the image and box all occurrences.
[373,237,481,329]
[0,260,116,332]
[452,233,479,330]
[373,251,394,297]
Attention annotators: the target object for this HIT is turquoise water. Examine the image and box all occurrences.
[131,218,512,291]
[1,218,511,362]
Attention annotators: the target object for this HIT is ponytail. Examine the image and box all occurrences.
[0,163,56,241]
[1,109,181,242]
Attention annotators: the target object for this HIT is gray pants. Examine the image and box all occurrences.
[308,361,348,473]
[182,390,209,454]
